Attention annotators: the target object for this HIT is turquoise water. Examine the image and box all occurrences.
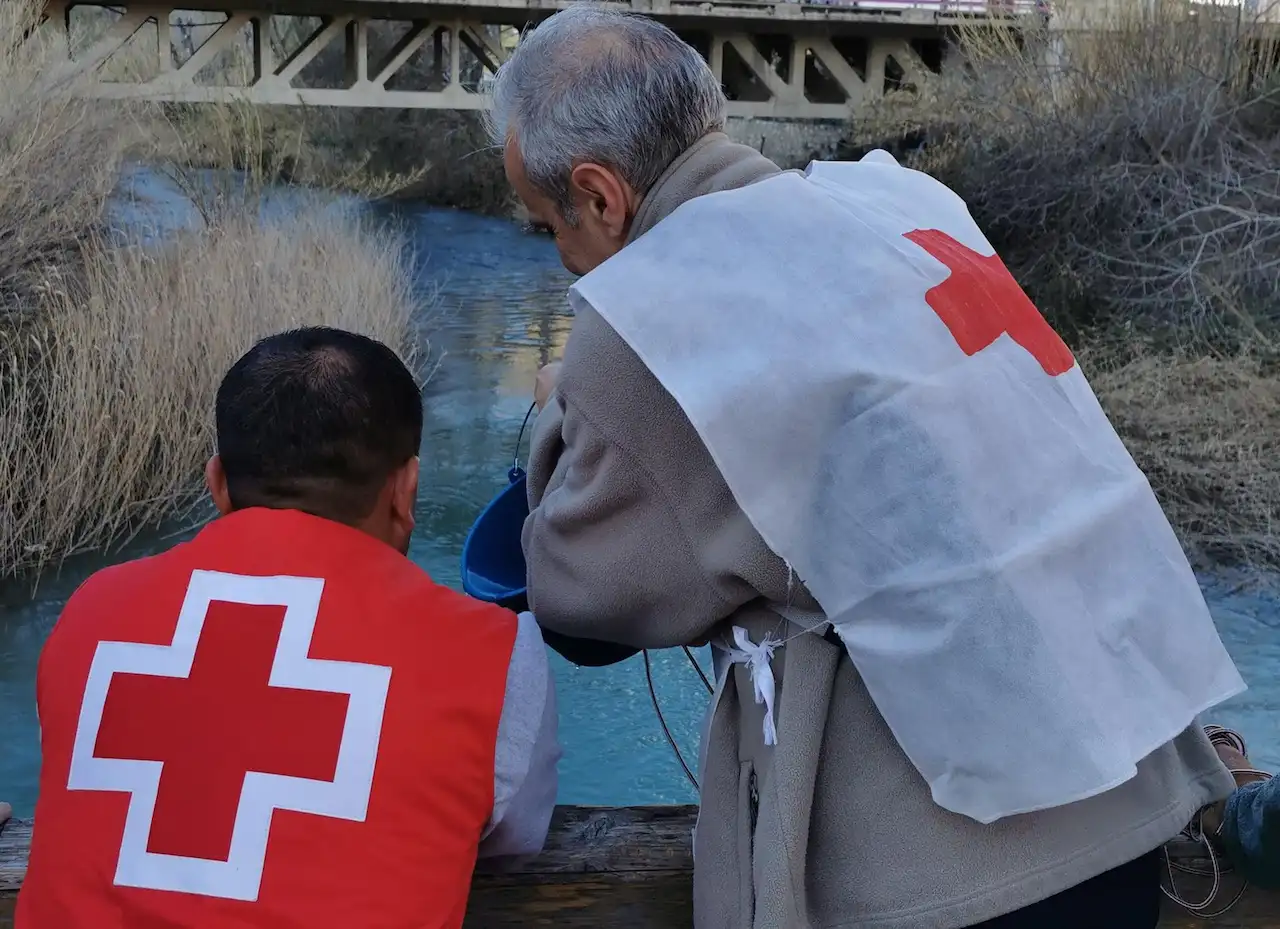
[0,171,1276,818]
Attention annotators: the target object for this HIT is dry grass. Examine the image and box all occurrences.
[0,212,420,578]
[154,102,507,213]
[0,0,424,580]
[0,1,135,323]
[1084,350,1280,569]
[303,109,510,214]
[152,99,430,224]
[850,0,1280,570]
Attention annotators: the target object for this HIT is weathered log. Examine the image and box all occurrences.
[1,805,1278,927]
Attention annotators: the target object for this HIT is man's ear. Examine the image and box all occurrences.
[390,456,419,538]
[569,162,634,239]
[205,455,234,516]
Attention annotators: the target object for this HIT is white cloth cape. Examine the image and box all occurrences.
[570,152,1246,824]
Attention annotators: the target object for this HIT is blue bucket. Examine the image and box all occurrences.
[459,401,638,667]
[461,401,537,612]
[460,465,530,611]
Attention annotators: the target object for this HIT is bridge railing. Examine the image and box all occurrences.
[773,0,1045,10]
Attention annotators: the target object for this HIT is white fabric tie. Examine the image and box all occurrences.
[729,626,779,747]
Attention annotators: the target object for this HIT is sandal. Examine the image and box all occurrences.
[1205,725,1272,790]
[1162,725,1273,918]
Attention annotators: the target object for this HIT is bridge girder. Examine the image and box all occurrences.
[41,1,1032,118]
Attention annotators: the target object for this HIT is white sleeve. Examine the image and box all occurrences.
[477,611,561,858]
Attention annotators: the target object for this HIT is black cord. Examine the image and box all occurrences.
[644,649,699,791]
[511,400,537,475]
[683,644,714,694]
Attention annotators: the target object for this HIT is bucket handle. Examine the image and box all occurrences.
[508,400,538,484]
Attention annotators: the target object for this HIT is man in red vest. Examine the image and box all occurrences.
[19,326,560,929]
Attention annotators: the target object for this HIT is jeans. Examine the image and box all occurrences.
[1221,777,1280,890]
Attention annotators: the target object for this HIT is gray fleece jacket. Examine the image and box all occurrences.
[521,132,1236,929]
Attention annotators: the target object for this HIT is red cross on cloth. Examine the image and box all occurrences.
[67,570,392,903]
[904,228,1075,377]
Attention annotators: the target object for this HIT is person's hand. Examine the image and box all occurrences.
[534,362,562,411]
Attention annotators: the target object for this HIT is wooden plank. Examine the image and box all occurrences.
[0,820,23,894]
[1,805,1278,927]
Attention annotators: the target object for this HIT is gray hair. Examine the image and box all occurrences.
[487,5,727,223]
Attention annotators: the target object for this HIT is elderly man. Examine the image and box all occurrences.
[492,8,1246,929]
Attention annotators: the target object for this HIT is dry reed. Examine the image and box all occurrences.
[1088,351,1280,569]
[0,1,133,323]
[0,212,420,578]
[0,1,424,581]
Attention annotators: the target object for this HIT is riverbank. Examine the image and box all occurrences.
[156,103,511,215]
[0,0,425,581]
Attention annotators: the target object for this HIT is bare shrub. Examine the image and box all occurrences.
[854,0,1280,345]
[0,210,422,579]
[307,109,510,214]
[154,100,440,211]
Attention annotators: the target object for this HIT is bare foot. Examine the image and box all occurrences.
[0,802,11,829]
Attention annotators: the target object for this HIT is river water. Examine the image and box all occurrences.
[0,170,1277,818]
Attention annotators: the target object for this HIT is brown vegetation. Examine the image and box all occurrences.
[116,9,512,214]
[1090,352,1280,569]
[853,0,1280,569]
[0,0,423,580]
[0,2,131,324]
[153,101,507,213]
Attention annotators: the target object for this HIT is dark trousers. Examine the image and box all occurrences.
[967,849,1163,929]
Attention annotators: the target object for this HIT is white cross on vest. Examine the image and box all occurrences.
[67,569,393,902]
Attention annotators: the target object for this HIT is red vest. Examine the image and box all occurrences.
[19,508,517,929]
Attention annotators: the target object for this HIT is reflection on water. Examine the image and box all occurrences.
[1,172,1277,820]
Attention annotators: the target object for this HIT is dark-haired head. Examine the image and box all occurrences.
[205,326,423,553]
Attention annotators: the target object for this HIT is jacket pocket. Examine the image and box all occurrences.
[737,760,758,929]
